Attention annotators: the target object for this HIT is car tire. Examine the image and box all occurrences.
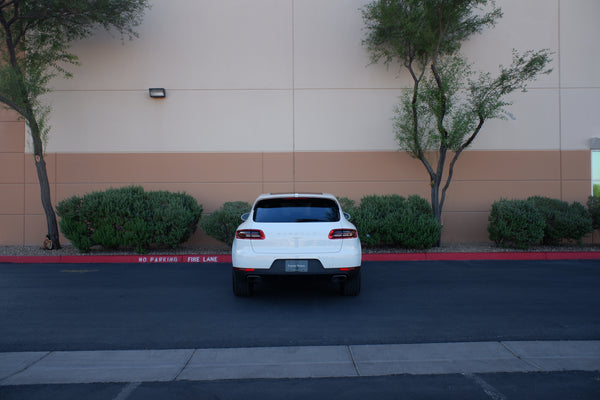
[232,269,252,297]
[342,269,361,296]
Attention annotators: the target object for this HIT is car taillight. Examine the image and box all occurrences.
[328,229,357,239]
[236,229,265,240]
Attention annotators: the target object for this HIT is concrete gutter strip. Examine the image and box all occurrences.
[1,341,598,386]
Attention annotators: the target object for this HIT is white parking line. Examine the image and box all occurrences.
[463,373,507,400]
[113,382,141,400]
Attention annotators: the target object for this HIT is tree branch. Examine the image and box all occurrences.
[439,115,485,211]
[0,92,27,117]
[430,61,448,141]
[435,0,447,59]
[418,151,436,182]
[0,1,16,11]
[7,0,20,25]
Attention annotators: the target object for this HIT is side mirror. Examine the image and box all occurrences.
[343,212,351,221]
[241,213,249,221]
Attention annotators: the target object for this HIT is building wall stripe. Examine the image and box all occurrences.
[0,149,593,246]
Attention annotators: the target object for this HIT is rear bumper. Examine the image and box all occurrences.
[233,265,360,287]
[232,251,361,270]
[232,241,361,270]
[234,259,360,275]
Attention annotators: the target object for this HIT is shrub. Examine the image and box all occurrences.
[588,195,600,230]
[396,195,441,249]
[352,194,406,247]
[148,190,203,248]
[200,201,252,246]
[487,199,545,249]
[56,186,202,253]
[336,197,358,218]
[527,196,592,245]
[55,195,93,252]
[352,194,441,249]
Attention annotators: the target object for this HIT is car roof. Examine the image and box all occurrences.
[254,193,337,201]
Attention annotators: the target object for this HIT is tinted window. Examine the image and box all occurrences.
[253,198,340,223]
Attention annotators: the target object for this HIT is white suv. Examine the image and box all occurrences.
[232,193,362,296]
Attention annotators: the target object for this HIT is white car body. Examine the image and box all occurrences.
[232,193,362,296]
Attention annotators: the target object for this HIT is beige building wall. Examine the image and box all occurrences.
[0,109,26,245]
[0,149,591,245]
[2,0,599,246]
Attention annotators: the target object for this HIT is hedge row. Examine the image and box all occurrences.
[57,186,202,254]
[57,187,599,253]
[588,195,600,231]
[342,195,441,249]
[201,195,441,249]
[199,201,251,246]
[488,196,594,249]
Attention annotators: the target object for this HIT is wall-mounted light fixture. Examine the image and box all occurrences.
[149,88,166,98]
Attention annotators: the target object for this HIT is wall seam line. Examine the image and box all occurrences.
[22,147,26,246]
[558,0,563,200]
[291,0,297,192]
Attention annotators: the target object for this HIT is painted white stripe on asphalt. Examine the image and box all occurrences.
[463,373,507,400]
[113,382,141,400]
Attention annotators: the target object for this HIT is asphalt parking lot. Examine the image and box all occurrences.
[1,259,599,398]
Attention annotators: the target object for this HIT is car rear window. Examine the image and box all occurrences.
[253,198,340,223]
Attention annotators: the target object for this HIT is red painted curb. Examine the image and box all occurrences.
[544,252,600,260]
[0,252,598,264]
[362,252,600,262]
[362,253,428,262]
[0,254,233,264]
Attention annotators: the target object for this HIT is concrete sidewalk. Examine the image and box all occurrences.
[1,341,598,386]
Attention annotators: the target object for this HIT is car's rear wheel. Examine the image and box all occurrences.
[232,269,252,297]
[342,269,361,296]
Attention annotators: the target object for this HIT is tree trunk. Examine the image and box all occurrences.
[29,119,61,250]
[34,153,61,249]
[430,150,447,247]
[431,180,442,247]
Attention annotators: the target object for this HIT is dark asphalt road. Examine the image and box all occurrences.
[0,372,598,400]
[1,260,599,352]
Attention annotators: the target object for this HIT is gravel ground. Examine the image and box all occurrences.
[1,242,599,257]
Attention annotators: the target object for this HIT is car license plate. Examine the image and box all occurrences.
[285,260,308,273]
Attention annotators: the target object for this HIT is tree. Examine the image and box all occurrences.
[362,0,552,244]
[0,0,150,249]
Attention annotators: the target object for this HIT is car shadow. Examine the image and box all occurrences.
[247,275,346,298]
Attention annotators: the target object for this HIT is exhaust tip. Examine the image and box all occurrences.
[246,275,262,284]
